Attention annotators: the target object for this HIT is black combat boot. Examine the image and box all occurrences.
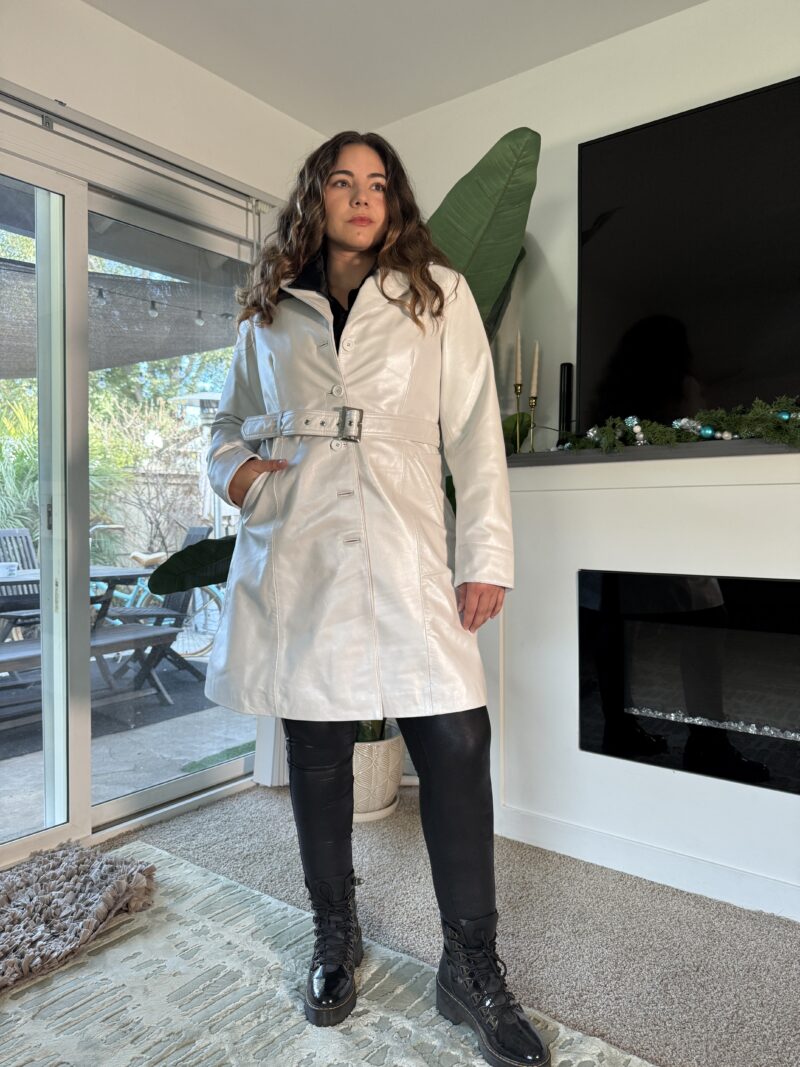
[436,909,551,1066]
[304,868,364,1026]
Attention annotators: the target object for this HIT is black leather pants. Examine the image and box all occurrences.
[281,706,496,920]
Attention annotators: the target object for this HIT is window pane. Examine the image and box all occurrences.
[86,211,252,807]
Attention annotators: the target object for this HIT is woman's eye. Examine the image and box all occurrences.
[332,179,385,191]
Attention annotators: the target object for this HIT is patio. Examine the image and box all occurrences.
[0,656,255,844]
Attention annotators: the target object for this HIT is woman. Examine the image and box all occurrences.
[205,131,550,1067]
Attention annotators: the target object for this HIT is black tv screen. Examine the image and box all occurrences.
[577,75,800,434]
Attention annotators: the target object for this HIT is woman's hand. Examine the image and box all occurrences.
[228,456,289,508]
[456,582,507,632]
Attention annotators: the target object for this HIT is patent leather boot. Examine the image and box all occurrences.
[304,868,364,1026]
[436,910,551,1066]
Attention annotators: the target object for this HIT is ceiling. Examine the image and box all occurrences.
[81,0,709,134]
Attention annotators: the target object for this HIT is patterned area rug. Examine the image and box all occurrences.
[0,843,658,1066]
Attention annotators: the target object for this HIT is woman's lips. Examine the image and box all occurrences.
[349,219,372,226]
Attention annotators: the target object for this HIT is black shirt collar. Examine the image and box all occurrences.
[289,239,378,310]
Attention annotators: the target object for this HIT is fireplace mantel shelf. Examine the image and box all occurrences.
[507,438,796,467]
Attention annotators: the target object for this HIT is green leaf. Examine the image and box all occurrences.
[445,473,456,516]
[484,246,526,344]
[502,411,532,455]
[148,535,236,594]
[427,127,541,324]
[356,720,388,743]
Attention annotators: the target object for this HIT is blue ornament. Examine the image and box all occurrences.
[700,425,715,439]
[777,410,791,421]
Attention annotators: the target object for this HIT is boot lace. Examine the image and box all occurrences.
[453,928,524,1030]
[310,882,358,969]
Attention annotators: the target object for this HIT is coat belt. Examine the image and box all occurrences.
[240,408,441,447]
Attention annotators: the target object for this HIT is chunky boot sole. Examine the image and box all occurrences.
[436,975,551,1067]
[304,927,364,1027]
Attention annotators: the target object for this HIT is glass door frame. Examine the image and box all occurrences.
[0,149,92,866]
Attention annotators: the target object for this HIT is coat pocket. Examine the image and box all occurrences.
[408,450,455,577]
[412,450,453,519]
[240,436,286,526]
[239,469,271,519]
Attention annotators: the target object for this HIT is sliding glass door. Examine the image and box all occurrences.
[0,140,260,856]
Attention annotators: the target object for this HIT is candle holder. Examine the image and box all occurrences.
[528,394,538,452]
[514,383,522,452]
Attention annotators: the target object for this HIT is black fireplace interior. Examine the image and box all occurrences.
[578,570,799,794]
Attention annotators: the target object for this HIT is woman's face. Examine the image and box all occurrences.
[323,143,389,255]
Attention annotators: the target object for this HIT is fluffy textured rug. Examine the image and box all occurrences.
[0,843,657,1066]
[0,841,155,992]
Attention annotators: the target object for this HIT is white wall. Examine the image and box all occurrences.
[0,0,322,201]
[377,0,800,443]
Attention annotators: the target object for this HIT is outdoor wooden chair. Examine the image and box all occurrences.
[0,528,42,684]
[0,528,40,642]
[106,525,213,681]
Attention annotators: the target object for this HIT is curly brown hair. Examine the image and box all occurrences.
[236,131,456,334]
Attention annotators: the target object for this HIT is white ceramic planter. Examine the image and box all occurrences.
[353,721,405,822]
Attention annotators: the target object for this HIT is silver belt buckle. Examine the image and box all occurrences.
[338,406,363,442]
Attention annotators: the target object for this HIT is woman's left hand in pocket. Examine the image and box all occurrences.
[456,582,506,632]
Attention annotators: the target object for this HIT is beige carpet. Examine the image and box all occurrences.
[2,842,658,1066]
[105,784,800,1067]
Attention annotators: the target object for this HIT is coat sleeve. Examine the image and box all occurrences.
[439,271,514,590]
[207,317,265,507]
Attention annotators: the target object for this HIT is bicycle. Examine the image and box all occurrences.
[103,549,225,659]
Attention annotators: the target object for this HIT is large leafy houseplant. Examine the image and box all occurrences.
[149,128,541,741]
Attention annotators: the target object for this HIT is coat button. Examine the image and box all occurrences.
[332,384,344,397]
[330,439,343,450]
[342,339,353,350]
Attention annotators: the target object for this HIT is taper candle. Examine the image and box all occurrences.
[515,330,522,385]
[530,340,540,396]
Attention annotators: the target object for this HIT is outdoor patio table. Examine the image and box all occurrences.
[0,565,155,632]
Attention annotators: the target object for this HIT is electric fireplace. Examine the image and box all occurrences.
[578,570,799,794]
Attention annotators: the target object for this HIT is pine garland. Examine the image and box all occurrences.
[560,396,800,454]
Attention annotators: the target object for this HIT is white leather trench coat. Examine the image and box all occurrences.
[203,263,514,721]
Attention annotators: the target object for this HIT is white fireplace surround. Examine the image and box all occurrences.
[255,448,800,920]
[495,448,800,919]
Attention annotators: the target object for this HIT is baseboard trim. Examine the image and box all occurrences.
[497,804,800,920]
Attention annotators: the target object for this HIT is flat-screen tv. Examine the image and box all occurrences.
[577,75,800,435]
